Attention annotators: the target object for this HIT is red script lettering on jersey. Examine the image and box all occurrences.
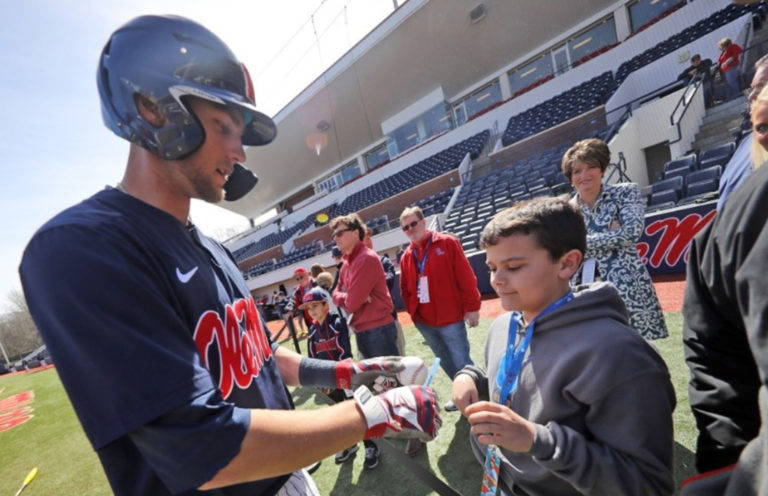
[193,297,273,399]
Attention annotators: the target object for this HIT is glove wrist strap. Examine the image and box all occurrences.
[353,386,388,438]
[298,356,337,388]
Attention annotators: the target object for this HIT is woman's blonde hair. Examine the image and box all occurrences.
[718,37,732,50]
[750,84,768,169]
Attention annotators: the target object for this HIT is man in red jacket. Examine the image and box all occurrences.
[399,206,481,408]
[331,212,400,469]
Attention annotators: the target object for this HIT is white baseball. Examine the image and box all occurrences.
[397,356,428,385]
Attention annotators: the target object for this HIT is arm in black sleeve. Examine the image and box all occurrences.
[683,224,762,472]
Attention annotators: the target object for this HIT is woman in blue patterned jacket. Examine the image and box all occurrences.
[561,138,668,340]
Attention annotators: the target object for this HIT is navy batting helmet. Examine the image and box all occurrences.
[97,15,276,161]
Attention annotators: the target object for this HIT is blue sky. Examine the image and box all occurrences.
[0,0,396,309]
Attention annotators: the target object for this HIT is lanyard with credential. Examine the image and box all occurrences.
[480,291,574,496]
[495,291,574,405]
[412,236,432,275]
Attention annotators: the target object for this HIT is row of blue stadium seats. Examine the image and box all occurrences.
[645,166,722,212]
[661,141,736,180]
[501,72,616,146]
[234,131,489,262]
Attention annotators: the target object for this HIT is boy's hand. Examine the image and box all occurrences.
[465,401,536,453]
[452,374,479,414]
[336,356,428,391]
[354,385,441,441]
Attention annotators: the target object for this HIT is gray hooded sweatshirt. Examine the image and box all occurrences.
[468,282,675,496]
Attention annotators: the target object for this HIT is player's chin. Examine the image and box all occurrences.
[198,185,226,204]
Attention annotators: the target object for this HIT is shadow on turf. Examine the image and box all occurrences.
[438,415,483,495]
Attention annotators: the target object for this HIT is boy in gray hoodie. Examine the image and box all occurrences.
[452,196,675,496]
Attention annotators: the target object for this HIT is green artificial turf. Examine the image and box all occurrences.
[0,368,108,495]
[0,312,697,495]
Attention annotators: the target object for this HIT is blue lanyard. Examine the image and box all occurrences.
[412,235,432,275]
[495,292,574,405]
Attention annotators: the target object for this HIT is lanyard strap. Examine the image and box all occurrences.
[496,292,574,405]
[412,235,432,275]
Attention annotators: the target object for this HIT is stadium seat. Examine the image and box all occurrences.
[698,143,735,171]
[683,178,719,202]
[651,176,684,196]
[663,154,697,175]
[662,167,691,183]
[687,165,722,186]
[649,189,681,206]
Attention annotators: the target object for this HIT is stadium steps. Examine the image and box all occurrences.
[692,96,748,150]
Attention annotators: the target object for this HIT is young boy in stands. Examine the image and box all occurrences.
[452,197,676,496]
[300,287,358,464]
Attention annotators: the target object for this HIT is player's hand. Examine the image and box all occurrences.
[452,373,479,415]
[464,401,536,453]
[465,311,480,328]
[336,356,427,391]
[354,385,441,441]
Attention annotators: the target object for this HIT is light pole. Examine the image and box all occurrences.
[0,336,10,366]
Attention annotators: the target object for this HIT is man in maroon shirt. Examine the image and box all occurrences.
[331,212,400,469]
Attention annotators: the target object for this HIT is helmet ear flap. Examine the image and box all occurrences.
[134,94,165,127]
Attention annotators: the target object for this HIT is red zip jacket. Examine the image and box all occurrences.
[332,241,394,332]
[399,231,481,326]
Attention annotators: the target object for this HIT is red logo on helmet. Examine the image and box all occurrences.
[240,63,256,104]
[193,297,273,399]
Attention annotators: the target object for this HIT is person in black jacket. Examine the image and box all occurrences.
[682,158,768,494]
[678,54,714,107]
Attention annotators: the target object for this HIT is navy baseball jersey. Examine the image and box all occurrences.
[307,313,352,362]
[20,188,293,495]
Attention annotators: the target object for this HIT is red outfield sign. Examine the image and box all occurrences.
[0,390,35,434]
[637,201,717,275]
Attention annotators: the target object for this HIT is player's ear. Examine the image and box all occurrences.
[134,93,166,127]
[558,249,583,280]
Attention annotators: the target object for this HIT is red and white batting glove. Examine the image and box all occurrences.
[354,385,442,442]
[336,356,428,391]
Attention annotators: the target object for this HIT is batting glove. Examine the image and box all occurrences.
[336,356,429,391]
[354,385,442,441]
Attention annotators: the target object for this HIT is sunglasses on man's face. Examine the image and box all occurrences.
[401,220,420,232]
[295,275,307,281]
[332,228,353,238]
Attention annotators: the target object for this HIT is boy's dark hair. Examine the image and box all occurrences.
[479,196,586,259]
[330,213,366,241]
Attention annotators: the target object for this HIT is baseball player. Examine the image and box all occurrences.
[19,15,440,496]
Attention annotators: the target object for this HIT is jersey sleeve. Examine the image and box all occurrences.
[127,389,250,493]
[20,224,219,449]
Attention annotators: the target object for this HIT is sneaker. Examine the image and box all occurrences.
[444,401,459,412]
[364,446,380,469]
[334,445,359,463]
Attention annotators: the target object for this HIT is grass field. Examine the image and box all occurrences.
[0,313,697,495]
